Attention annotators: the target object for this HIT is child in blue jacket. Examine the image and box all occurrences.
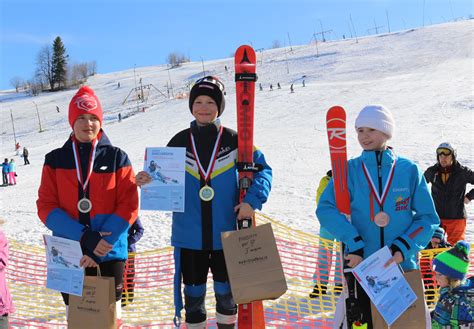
[136,76,272,328]
[316,104,440,328]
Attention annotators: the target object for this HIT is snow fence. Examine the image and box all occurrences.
[6,213,474,328]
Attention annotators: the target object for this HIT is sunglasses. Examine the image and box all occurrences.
[436,148,452,156]
[195,76,225,92]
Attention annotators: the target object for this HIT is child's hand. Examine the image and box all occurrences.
[234,202,254,220]
[136,171,152,187]
[384,251,404,268]
[345,254,363,268]
[80,255,98,268]
[93,232,112,257]
[464,196,470,205]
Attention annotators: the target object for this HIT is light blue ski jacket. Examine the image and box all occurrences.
[316,149,439,270]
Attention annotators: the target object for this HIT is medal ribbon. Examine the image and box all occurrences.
[190,126,223,183]
[362,158,396,211]
[72,137,98,194]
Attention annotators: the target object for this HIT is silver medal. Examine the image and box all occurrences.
[77,197,92,213]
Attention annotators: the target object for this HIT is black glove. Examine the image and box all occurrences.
[81,229,102,252]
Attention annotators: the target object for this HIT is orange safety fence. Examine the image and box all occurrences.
[6,213,474,328]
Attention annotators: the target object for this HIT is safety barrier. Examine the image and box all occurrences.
[6,214,474,328]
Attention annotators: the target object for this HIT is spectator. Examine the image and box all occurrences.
[424,142,474,245]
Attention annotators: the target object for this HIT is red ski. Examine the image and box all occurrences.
[326,106,367,329]
[234,45,265,329]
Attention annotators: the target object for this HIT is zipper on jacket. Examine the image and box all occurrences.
[376,151,384,248]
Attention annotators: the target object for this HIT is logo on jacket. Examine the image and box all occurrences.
[75,94,98,111]
[395,196,410,211]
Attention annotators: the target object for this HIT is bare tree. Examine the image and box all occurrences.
[271,40,281,49]
[36,45,54,90]
[10,77,24,92]
[88,61,97,76]
[26,76,43,96]
[166,52,189,68]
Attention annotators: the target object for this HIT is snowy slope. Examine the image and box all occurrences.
[0,20,473,249]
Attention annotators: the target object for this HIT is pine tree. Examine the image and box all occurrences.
[52,36,68,90]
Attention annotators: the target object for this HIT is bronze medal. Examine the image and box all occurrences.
[374,211,390,227]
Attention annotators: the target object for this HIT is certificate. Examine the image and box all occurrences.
[352,246,417,326]
[140,147,186,212]
[43,235,84,296]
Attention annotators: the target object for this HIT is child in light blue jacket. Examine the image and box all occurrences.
[317,104,440,328]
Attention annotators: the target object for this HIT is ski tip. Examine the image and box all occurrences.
[235,45,256,64]
[326,105,346,120]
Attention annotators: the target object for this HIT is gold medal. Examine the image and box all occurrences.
[77,197,93,213]
[374,211,390,227]
[199,185,215,201]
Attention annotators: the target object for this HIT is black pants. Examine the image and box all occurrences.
[181,249,229,284]
[24,156,29,165]
[62,260,125,305]
[181,249,236,324]
[2,173,7,185]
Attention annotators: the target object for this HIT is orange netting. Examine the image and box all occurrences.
[6,214,474,328]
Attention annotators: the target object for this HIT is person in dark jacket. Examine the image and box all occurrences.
[23,147,30,165]
[36,86,139,323]
[121,217,144,307]
[1,159,9,186]
[424,142,474,245]
[136,76,272,328]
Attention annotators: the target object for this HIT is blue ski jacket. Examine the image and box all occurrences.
[167,120,272,250]
[316,148,439,270]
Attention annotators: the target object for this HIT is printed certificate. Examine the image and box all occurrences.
[140,147,186,212]
[44,235,84,296]
[352,246,417,326]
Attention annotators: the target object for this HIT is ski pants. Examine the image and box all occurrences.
[181,248,237,325]
[8,172,16,185]
[2,173,7,185]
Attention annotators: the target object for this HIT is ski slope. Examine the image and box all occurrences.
[0,20,473,250]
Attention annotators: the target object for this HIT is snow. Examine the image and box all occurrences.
[0,20,473,250]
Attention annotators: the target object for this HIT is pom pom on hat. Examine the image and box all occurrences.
[68,86,103,128]
[355,104,395,138]
[432,240,470,280]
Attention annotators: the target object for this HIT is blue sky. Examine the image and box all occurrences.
[1,0,472,90]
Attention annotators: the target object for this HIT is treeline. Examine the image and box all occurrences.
[10,36,96,96]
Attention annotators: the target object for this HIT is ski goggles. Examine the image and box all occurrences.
[195,76,225,92]
[436,148,452,156]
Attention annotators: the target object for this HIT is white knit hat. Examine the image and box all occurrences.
[355,104,395,138]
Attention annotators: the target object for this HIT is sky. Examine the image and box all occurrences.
[0,0,472,90]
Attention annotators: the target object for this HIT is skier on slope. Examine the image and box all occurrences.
[316,104,439,328]
[135,76,272,328]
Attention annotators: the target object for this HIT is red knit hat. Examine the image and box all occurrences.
[68,86,103,128]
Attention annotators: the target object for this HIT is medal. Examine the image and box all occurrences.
[374,211,390,227]
[362,155,397,226]
[72,137,98,214]
[190,125,223,202]
[78,197,93,213]
[199,185,215,201]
